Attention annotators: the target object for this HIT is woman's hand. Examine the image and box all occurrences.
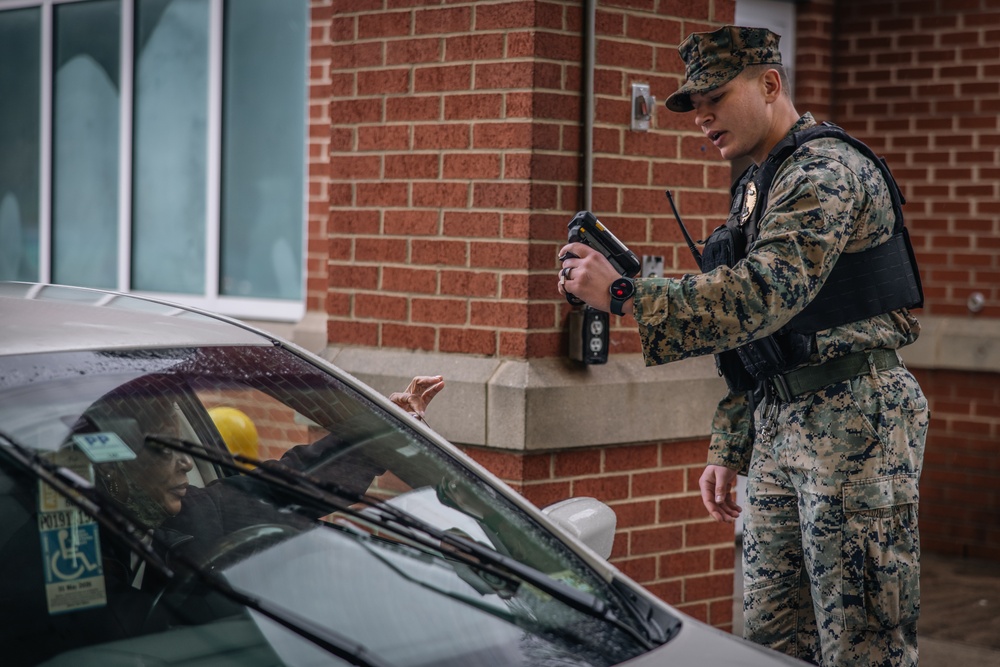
[389,375,445,421]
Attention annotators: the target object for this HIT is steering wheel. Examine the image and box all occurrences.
[145,523,301,629]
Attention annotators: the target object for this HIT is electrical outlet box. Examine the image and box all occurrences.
[630,82,653,132]
[569,307,609,365]
[641,255,664,278]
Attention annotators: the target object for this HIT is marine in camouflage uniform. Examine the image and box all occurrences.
[558,25,929,667]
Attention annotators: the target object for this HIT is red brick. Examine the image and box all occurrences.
[384,153,440,179]
[520,481,573,507]
[442,211,501,238]
[553,449,602,477]
[358,125,410,151]
[328,320,378,346]
[411,239,468,265]
[411,297,468,325]
[605,444,659,472]
[660,549,713,577]
[470,300,527,328]
[573,475,632,503]
[357,11,410,39]
[684,573,734,603]
[444,33,504,61]
[630,525,684,555]
[381,267,438,294]
[439,327,496,355]
[381,323,436,351]
[414,64,473,92]
[384,209,439,236]
[414,6,472,34]
[633,469,685,496]
[604,500,655,531]
[414,123,471,149]
[439,270,499,297]
[355,294,407,321]
[442,153,501,179]
[355,237,407,262]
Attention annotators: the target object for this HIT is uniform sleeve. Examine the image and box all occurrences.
[633,149,866,367]
[707,391,753,474]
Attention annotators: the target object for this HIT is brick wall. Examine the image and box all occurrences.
[831,0,1000,319]
[320,0,590,359]
[911,368,1000,561]
[308,1,335,315]
[829,1,1000,561]
[461,437,736,630]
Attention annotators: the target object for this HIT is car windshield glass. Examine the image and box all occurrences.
[0,345,674,667]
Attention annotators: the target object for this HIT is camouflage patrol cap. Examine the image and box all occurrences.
[665,25,782,113]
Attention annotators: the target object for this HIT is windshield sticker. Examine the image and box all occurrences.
[38,449,94,513]
[73,432,137,463]
[38,509,107,614]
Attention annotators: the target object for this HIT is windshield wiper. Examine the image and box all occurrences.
[0,432,390,667]
[149,434,660,650]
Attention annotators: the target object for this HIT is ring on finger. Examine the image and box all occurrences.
[561,266,573,280]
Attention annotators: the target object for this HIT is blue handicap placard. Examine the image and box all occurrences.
[38,509,107,613]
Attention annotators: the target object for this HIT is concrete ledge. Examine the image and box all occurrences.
[253,313,1000,453]
[323,347,726,451]
[902,314,1000,373]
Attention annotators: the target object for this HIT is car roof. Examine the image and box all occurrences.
[0,282,272,356]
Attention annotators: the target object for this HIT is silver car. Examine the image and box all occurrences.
[0,282,805,667]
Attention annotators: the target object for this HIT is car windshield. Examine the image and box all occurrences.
[0,344,675,667]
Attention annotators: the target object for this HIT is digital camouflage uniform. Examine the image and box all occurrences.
[640,25,930,667]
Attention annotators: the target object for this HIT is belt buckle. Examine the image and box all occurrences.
[770,373,793,403]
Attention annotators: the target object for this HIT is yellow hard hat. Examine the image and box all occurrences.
[208,406,259,460]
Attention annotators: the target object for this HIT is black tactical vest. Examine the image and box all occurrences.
[699,122,924,393]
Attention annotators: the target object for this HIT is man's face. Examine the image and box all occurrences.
[689,71,771,164]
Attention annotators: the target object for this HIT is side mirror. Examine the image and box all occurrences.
[542,497,617,560]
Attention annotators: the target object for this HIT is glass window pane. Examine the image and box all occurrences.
[52,0,121,289]
[131,0,210,294]
[221,0,306,300]
[0,8,41,282]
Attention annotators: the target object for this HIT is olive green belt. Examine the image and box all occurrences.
[768,348,901,402]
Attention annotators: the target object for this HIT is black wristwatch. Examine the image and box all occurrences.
[609,277,635,316]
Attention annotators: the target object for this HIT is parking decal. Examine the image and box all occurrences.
[73,432,136,463]
[37,449,107,614]
[38,509,107,614]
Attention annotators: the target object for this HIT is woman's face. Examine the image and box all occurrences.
[123,444,193,516]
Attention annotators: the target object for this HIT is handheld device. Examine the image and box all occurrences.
[562,211,640,305]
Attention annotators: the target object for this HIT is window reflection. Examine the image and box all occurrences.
[0,8,41,282]
[221,0,306,300]
[132,0,210,294]
[52,0,121,289]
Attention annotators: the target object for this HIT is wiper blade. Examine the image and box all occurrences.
[0,432,389,667]
[150,435,659,650]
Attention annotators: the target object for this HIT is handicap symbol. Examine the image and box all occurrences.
[50,528,99,581]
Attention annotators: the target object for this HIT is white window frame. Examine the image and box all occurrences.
[0,0,307,322]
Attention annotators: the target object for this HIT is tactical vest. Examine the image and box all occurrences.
[698,122,924,394]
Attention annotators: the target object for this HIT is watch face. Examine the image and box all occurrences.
[610,278,635,300]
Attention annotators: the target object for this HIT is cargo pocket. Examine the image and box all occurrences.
[841,474,920,631]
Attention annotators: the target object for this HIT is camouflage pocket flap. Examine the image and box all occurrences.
[843,473,919,512]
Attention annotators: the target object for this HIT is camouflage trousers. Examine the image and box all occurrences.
[742,363,929,666]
